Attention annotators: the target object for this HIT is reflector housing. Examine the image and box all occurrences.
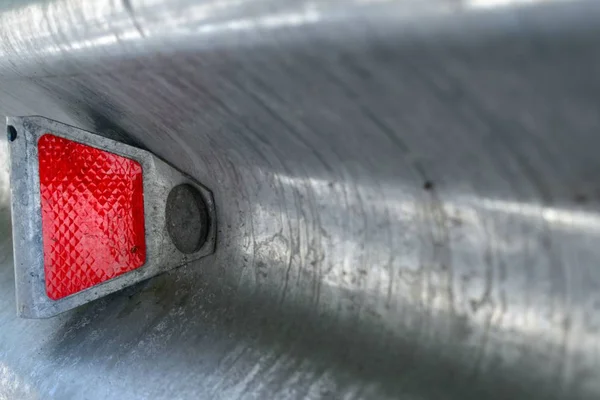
[8,117,216,318]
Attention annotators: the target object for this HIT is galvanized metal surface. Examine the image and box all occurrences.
[1,0,600,398]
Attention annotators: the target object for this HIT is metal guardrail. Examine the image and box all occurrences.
[1,0,600,398]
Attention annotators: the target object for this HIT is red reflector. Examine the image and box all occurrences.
[38,134,146,300]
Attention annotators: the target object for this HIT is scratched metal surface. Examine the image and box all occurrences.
[1,0,600,399]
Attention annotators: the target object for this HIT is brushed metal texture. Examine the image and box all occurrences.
[0,0,600,398]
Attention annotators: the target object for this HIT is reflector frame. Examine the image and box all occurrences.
[8,117,216,318]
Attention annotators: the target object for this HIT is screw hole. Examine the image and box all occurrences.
[6,125,17,142]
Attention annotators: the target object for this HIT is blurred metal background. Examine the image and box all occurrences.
[1,0,600,398]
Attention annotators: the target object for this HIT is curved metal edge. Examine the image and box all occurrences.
[7,116,216,318]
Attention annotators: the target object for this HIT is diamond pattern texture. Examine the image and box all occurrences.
[38,134,146,300]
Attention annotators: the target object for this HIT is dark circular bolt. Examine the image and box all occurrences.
[6,125,17,142]
[165,184,209,254]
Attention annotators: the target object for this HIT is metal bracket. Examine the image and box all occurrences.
[7,116,216,318]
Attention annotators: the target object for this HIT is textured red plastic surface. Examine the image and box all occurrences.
[38,134,146,300]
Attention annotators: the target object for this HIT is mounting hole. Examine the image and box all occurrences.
[6,125,17,142]
[165,184,209,254]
